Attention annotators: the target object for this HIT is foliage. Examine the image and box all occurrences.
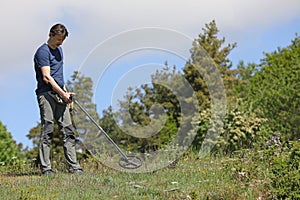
[234,61,259,99]
[244,35,300,140]
[110,20,239,153]
[188,107,268,154]
[113,65,183,152]
[0,121,21,165]
[184,20,240,109]
[218,108,268,153]
[25,123,40,162]
[269,140,300,199]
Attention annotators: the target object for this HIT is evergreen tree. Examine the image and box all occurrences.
[66,71,99,139]
[183,20,239,152]
[184,20,239,109]
[111,20,239,153]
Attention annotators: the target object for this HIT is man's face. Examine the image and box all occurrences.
[49,34,66,48]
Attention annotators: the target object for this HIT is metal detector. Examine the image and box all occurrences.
[71,97,142,169]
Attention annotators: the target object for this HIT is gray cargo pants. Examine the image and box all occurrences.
[37,92,81,172]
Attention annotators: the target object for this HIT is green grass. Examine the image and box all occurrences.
[0,153,271,200]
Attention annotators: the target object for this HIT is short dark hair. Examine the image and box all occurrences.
[50,23,69,38]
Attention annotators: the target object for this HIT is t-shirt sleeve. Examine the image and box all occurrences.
[35,46,50,68]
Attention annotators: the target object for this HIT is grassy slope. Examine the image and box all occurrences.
[0,153,270,200]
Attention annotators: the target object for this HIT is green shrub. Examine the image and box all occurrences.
[188,107,269,154]
[0,121,21,165]
[270,140,300,199]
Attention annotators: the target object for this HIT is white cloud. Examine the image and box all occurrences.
[0,0,300,88]
[59,0,300,34]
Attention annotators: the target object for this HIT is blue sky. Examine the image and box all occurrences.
[0,0,300,149]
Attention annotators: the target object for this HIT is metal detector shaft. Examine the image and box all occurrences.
[72,98,142,169]
[73,99,129,159]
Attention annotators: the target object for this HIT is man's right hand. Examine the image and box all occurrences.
[62,92,73,104]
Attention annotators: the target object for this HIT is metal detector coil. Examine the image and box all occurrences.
[72,97,142,169]
[118,155,142,169]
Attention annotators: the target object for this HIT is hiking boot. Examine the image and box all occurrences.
[70,169,84,174]
[42,169,56,175]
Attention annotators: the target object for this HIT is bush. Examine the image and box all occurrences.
[270,140,300,199]
[188,107,269,154]
[0,121,21,165]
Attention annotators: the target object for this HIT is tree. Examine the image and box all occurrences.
[26,123,41,161]
[0,121,21,164]
[112,66,181,152]
[184,20,239,109]
[26,123,65,165]
[66,71,99,142]
[109,20,240,153]
[183,20,240,152]
[234,61,259,99]
[245,35,300,140]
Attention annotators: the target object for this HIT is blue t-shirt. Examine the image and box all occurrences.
[34,43,65,95]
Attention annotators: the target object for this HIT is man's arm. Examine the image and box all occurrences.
[41,66,72,103]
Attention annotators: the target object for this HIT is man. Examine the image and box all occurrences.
[34,23,83,175]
